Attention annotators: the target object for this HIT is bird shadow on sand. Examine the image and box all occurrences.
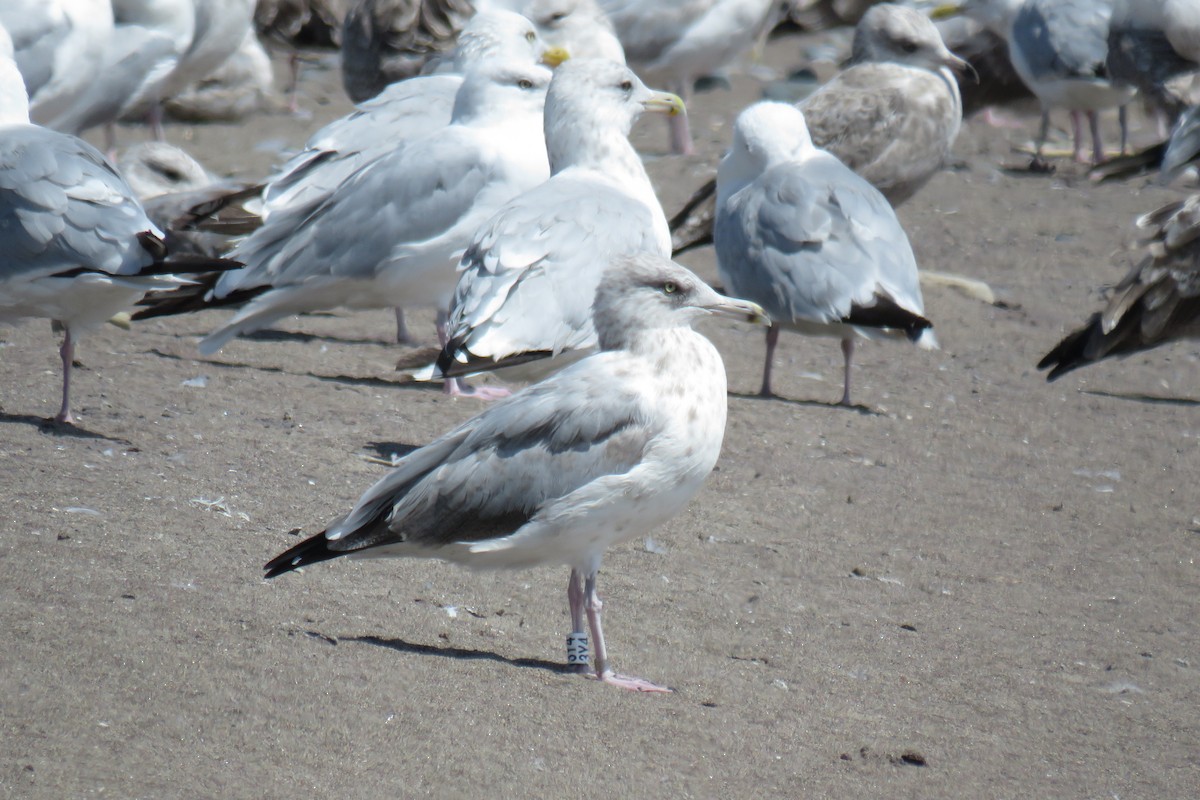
[149,346,431,391]
[241,328,393,348]
[0,412,132,442]
[727,390,883,416]
[1080,389,1200,407]
[347,634,575,676]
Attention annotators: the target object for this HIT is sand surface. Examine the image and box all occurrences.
[2,37,1198,799]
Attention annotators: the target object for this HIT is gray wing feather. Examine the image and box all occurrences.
[327,356,653,551]
[0,126,154,280]
[262,74,461,212]
[1012,0,1112,81]
[447,175,666,359]
[716,156,921,324]
[223,128,500,291]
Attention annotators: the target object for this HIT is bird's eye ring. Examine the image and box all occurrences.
[662,281,677,294]
[518,79,534,89]
[620,80,633,91]
[525,30,537,42]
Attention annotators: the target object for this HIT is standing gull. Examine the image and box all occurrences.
[431,59,684,388]
[671,3,970,254]
[1107,0,1200,129]
[265,254,765,692]
[0,32,234,423]
[138,60,554,375]
[599,0,777,155]
[715,102,935,405]
[963,0,1135,166]
[1038,195,1200,380]
[259,10,562,222]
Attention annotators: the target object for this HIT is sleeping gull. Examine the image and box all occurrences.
[962,0,1135,167]
[1038,194,1200,380]
[714,102,935,405]
[264,253,765,692]
[138,60,554,373]
[430,59,683,389]
[0,34,234,423]
[599,0,777,154]
[671,2,970,254]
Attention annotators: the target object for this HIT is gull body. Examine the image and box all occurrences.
[266,253,764,692]
[714,102,934,405]
[433,59,682,389]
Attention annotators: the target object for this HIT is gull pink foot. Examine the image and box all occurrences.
[444,378,512,400]
[596,669,673,693]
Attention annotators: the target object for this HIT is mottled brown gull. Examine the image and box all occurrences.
[715,102,935,406]
[1038,195,1200,380]
[264,253,765,692]
[671,2,969,255]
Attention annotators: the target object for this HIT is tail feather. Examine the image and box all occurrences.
[263,529,342,579]
[1037,314,1105,381]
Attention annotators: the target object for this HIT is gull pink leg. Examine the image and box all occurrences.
[839,337,855,407]
[55,327,76,425]
[760,325,780,397]
[584,571,671,693]
[565,569,589,673]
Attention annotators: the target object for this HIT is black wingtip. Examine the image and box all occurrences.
[1037,315,1102,381]
[263,529,341,579]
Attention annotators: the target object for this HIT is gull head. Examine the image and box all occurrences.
[718,102,814,200]
[525,0,625,63]
[594,253,767,351]
[454,9,553,72]
[853,3,971,76]
[545,59,683,139]
[452,59,554,124]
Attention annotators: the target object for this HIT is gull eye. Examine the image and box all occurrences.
[518,79,534,89]
[525,30,537,42]
[620,80,633,91]
[900,40,919,53]
[662,281,677,295]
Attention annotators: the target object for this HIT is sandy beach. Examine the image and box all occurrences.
[1,33,1198,798]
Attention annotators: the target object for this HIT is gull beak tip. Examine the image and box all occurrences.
[643,91,686,117]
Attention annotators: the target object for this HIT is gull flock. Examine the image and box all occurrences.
[2,0,1199,692]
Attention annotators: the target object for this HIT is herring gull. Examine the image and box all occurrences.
[1038,194,1200,380]
[599,0,777,154]
[260,10,561,222]
[714,102,935,405]
[671,3,969,255]
[429,58,684,389]
[137,60,554,372]
[1107,0,1200,128]
[264,252,765,692]
[518,0,625,63]
[963,0,1135,166]
[0,35,234,423]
